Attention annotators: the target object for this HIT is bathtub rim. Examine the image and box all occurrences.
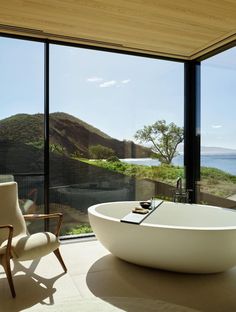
[88,201,236,231]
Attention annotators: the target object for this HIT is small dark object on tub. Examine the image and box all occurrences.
[139,201,151,209]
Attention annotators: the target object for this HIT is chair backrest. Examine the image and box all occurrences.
[0,182,27,244]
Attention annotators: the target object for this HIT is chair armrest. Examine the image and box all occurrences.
[0,225,14,257]
[24,213,63,236]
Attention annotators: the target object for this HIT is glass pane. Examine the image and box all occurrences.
[200,47,236,208]
[0,37,45,232]
[49,44,184,236]
[16,174,45,232]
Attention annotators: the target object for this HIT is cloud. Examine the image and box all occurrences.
[211,125,222,129]
[99,80,117,88]
[86,76,103,82]
[121,79,130,84]
[87,78,130,88]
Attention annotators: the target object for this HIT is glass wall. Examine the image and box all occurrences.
[0,36,185,237]
[1,35,236,237]
[49,45,184,235]
[0,37,45,232]
[200,47,236,208]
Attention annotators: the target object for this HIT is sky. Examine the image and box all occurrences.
[201,49,236,149]
[0,36,236,149]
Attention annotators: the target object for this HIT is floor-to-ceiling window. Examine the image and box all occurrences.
[200,47,236,208]
[1,35,236,237]
[0,36,186,237]
[49,44,184,235]
[0,37,45,232]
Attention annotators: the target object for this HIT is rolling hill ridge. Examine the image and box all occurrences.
[0,112,150,158]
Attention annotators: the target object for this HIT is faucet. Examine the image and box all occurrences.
[176,177,182,193]
[173,177,190,203]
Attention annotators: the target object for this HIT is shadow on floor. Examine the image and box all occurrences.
[86,254,236,312]
[0,259,66,312]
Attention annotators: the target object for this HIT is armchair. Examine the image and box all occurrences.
[0,182,67,298]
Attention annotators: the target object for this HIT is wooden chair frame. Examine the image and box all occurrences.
[0,213,67,298]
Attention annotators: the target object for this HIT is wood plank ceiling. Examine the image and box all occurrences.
[0,0,235,60]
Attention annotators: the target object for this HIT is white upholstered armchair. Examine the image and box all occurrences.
[0,182,67,297]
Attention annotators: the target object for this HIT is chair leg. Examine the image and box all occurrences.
[2,254,16,298]
[53,248,67,273]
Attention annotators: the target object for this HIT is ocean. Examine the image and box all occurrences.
[121,154,236,175]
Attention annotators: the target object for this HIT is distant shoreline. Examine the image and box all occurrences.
[121,154,236,175]
[177,145,236,155]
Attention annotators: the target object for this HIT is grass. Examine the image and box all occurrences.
[200,167,236,197]
[80,158,236,198]
[62,224,93,235]
[81,159,184,184]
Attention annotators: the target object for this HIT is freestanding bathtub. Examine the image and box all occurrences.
[88,201,236,274]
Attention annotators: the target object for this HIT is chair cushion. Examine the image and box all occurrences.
[2,232,60,261]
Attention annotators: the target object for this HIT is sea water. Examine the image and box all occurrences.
[121,154,236,176]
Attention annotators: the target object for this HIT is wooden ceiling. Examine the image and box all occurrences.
[0,0,235,60]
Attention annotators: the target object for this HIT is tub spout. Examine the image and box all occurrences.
[176,177,182,192]
[173,177,189,203]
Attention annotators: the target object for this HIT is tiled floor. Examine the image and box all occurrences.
[0,239,236,311]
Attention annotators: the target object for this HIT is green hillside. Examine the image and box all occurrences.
[0,113,44,143]
[0,112,151,158]
[50,112,111,140]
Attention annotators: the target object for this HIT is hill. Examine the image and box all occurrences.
[0,112,150,158]
[201,146,236,155]
[0,114,44,143]
[177,143,236,155]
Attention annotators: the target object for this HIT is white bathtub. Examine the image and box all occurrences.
[88,201,236,273]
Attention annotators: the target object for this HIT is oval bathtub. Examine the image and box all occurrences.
[88,201,236,273]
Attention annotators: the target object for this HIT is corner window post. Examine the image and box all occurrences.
[44,42,50,230]
[184,61,201,203]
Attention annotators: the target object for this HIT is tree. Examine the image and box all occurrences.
[89,144,115,159]
[134,120,184,165]
[49,143,66,155]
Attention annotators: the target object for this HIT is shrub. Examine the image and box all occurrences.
[106,156,121,162]
[89,144,115,159]
[65,224,92,235]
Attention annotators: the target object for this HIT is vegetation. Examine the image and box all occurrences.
[134,120,184,164]
[0,113,44,143]
[0,112,151,161]
[89,144,115,159]
[63,224,92,235]
[82,159,184,185]
[106,155,121,162]
[154,194,172,201]
[2,112,236,201]
[200,167,236,197]
[26,139,44,149]
[49,143,66,154]
[66,224,93,235]
[81,158,236,197]
[51,112,112,140]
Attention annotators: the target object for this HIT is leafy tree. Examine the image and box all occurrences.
[49,143,66,155]
[26,139,44,149]
[70,150,85,158]
[134,120,184,164]
[106,156,121,162]
[89,144,115,159]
